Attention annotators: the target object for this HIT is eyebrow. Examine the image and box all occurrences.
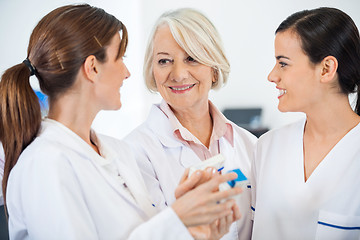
[276,55,290,60]
[156,52,170,56]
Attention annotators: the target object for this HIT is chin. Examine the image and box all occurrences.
[115,102,122,110]
[171,99,197,109]
[277,105,288,113]
[107,101,122,111]
[278,105,299,113]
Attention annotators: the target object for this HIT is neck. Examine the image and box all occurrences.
[48,93,99,151]
[304,94,360,138]
[171,101,213,147]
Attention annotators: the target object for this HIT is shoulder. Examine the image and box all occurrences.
[98,134,130,153]
[125,122,153,143]
[124,122,161,156]
[255,119,305,159]
[8,136,80,197]
[97,134,137,163]
[230,122,258,144]
[16,137,73,172]
[124,104,180,151]
[125,104,165,140]
[258,119,304,145]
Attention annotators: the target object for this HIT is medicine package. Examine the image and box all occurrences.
[188,154,225,177]
[188,154,248,190]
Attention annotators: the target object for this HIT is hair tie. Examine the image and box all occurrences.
[23,58,36,76]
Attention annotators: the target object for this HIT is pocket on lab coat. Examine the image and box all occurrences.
[315,210,360,240]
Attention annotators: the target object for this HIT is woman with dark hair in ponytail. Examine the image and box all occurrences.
[0,4,242,240]
[251,7,360,239]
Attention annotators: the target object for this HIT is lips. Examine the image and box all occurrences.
[169,84,196,93]
[277,88,287,98]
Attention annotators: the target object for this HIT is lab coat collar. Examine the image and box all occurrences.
[146,104,184,148]
[41,119,154,219]
[97,136,157,218]
[145,105,203,168]
[41,118,102,160]
[177,131,238,170]
[299,118,360,192]
[145,106,240,171]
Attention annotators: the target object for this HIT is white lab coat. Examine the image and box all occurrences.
[125,104,257,240]
[7,119,193,240]
[251,118,360,240]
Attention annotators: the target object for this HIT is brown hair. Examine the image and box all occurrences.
[276,7,360,114]
[0,4,128,205]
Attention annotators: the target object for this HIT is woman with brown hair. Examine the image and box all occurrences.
[251,7,360,239]
[0,4,241,239]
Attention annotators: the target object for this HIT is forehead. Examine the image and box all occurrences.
[274,30,303,55]
[154,24,173,39]
[153,25,180,51]
[107,32,121,57]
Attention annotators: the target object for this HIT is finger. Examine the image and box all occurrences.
[175,170,202,199]
[209,220,219,239]
[208,168,221,192]
[232,203,241,221]
[196,200,236,224]
[205,167,216,179]
[210,187,242,203]
[202,172,238,192]
[178,168,190,185]
[218,216,227,235]
[210,167,220,176]
[196,167,215,185]
[224,211,233,234]
[188,226,208,240]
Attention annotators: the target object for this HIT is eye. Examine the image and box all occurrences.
[186,56,197,63]
[279,62,288,68]
[158,59,172,65]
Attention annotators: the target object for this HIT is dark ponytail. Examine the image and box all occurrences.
[0,63,41,204]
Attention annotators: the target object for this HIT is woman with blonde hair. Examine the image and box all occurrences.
[125,8,257,239]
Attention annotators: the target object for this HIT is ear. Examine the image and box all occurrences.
[212,68,218,85]
[83,55,98,83]
[319,56,338,83]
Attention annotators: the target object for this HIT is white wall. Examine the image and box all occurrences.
[1,0,360,139]
[0,0,146,139]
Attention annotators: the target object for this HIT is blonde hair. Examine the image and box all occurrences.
[144,8,230,92]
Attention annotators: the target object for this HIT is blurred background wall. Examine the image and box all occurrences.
[1,0,359,139]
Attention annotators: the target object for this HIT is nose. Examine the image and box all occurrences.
[268,65,280,84]
[170,61,189,82]
[124,65,131,80]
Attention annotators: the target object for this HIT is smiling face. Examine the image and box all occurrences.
[268,30,322,113]
[95,32,130,110]
[152,25,214,112]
